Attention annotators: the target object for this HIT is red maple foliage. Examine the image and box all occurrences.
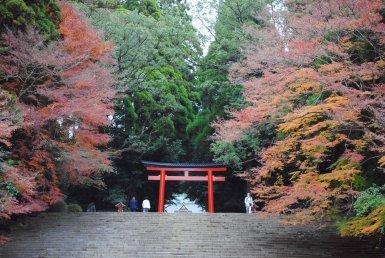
[214,0,385,226]
[0,1,115,219]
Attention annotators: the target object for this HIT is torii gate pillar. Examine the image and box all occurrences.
[158,169,166,212]
[207,170,214,213]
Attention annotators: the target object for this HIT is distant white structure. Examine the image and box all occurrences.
[165,193,204,213]
[174,203,192,213]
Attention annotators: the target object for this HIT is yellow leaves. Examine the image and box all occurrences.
[278,95,348,136]
[289,80,321,92]
[318,62,353,82]
[340,37,354,51]
[352,139,369,152]
[375,59,385,70]
[325,133,348,149]
[379,156,385,167]
[298,160,316,171]
[263,172,330,217]
[324,95,349,107]
[275,174,284,186]
[289,170,303,181]
[262,137,299,167]
[294,173,329,201]
[318,62,345,76]
[304,120,339,137]
[284,68,322,93]
[256,137,300,181]
[300,135,328,159]
[284,68,319,84]
[279,106,325,134]
[263,93,358,191]
[357,62,382,82]
[342,39,367,53]
[262,89,363,201]
[319,167,360,188]
[319,60,383,84]
[340,205,385,237]
[319,159,360,189]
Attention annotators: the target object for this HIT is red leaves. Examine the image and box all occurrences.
[59,1,113,60]
[0,235,10,245]
[375,84,385,94]
[0,2,115,218]
[214,0,385,221]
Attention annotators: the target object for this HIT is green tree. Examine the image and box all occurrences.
[124,0,161,19]
[0,0,61,39]
[188,0,266,161]
[71,1,202,208]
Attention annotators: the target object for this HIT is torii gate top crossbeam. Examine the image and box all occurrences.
[142,161,227,170]
[142,161,227,181]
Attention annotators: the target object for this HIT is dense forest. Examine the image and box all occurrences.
[1,0,385,245]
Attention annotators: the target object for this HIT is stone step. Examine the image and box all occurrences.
[1,212,383,258]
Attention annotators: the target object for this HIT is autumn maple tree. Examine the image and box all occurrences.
[213,0,385,239]
[0,1,115,221]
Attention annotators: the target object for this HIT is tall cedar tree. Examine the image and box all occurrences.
[70,0,202,209]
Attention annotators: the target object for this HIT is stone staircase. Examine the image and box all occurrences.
[0,212,383,258]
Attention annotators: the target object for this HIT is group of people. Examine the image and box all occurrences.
[133,193,255,213]
[132,194,255,213]
[88,192,255,213]
[86,197,151,212]
[133,194,255,213]
[128,197,151,212]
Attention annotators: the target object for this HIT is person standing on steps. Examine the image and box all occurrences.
[142,197,150,212]
[129,196,138,212]
[244,193,253,214]
[86,202,96,212]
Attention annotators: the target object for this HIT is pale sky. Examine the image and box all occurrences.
[186,0,217,55]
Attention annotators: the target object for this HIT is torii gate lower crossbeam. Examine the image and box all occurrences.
[142,161,227,213]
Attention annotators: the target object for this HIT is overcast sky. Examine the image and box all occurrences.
[186,0,217,55]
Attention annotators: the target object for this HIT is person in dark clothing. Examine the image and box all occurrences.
[129,197,138,212]
[87,202,96,212]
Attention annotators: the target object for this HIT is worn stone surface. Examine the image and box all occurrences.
[1,213,383,258]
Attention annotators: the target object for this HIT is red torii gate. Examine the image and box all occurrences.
[142,161,227,213]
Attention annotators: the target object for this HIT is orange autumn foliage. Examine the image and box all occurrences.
[0,1,115,219]
[59,2,113,59]
[214,0,385,230]
[340,205,385,237]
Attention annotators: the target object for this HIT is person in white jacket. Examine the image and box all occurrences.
[142,197,150,212]
[244,193,253,214]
